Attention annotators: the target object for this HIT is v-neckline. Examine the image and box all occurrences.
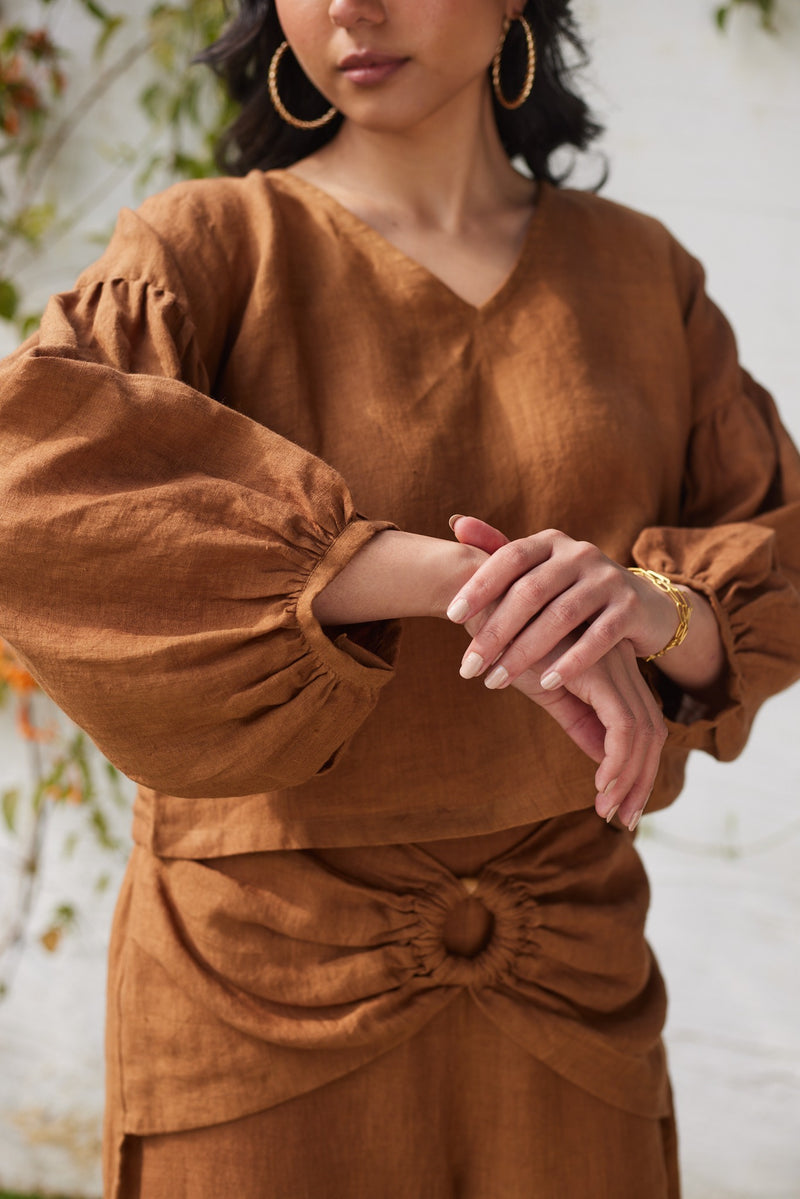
[270,168,549,317]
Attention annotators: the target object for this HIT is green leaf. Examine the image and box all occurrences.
[105,760,128,808]
[171,150,213,179]
[33,757,65,812]
[0,278,19,321]
[13,202,57,245]
[89,804,120,851]
[136,151,166,190]
[94,14,126,60]
[715,0,778,32]
[40,902,79,952]
[54,902,77,926]
[19,312,43,339]
[69,729,96,802]
[1,788,20,834]
[1,27,28,54]
[80,0,113,21]
[139,82,168,122]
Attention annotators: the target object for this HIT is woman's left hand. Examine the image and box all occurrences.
[446,517,679,693]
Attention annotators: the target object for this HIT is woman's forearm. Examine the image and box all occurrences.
[311,530,487,624]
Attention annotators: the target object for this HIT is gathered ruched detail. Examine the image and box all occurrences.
[409,873,537,989]
[114,809,670,1136]
[0,264,400,803]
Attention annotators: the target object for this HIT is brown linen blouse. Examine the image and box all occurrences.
[1,172,799,1176]
[1,170,799,854]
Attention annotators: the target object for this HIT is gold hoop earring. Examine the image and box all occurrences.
[268,41,338,130]
[492,15,536,110]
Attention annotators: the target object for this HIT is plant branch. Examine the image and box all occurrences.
[0,738,50,996]
[642,812,800,860]
[13,33,153,223]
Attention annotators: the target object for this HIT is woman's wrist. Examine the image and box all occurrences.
[651,586,726,697]
[630,572,725,696]
[311,529,487,625]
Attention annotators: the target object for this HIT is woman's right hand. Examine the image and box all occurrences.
[518,640,664,830]
[455,519,666,831]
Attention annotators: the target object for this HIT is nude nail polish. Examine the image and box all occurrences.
[605,805,619,824]
[448,514,465,531]
[628,811,643,833]
[485,665,509,690]
[460,652,484,680]
[539,670,562,691]
[446,596,469,623]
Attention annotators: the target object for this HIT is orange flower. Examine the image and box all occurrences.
[15,697,55,744]
[0,640,38,694]
[40,926,63,953]
[2,107,20,136]
[42,781,84,804]
[14,82,40,111]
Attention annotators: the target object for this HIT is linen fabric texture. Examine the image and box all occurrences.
[1,172,799,854]
[1,171,799,1197]
[117,990,679,1199]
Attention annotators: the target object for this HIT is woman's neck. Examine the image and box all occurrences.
[290,83,535,236]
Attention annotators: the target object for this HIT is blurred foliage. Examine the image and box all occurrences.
[0,640,129,995]
[0,0,231,992]
[0,1192,79,1199]
[0,0,232,338]
[715,0,778,30]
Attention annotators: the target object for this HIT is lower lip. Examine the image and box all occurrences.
[341,60,407,86]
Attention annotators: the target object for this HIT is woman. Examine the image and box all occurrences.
[1,0,799,1195]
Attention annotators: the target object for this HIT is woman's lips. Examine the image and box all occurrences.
[338,53,409,85]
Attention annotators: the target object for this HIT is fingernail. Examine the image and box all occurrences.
[605,805,619,824]
[446,596,469,623]
[460,652,484,680]
[628,810,643,832]
[539,670,562,691]
[485,665,509,690]
[448,514,465,532]
[603,778,619,797]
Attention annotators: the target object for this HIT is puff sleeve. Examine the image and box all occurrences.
[632,247,800,760]
[0,193,398,799]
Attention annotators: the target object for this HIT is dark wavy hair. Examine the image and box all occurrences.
[198,0,602,184]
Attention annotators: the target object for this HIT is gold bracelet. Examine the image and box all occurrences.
[627,568,692,662]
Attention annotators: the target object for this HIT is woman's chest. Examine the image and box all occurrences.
[219,274,692,551]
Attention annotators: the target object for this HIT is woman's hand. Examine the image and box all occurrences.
[448,515,725,698]
[453,517,668,829]
[518,638,666,829]
[466,606,665,830]
[446,519,680,692]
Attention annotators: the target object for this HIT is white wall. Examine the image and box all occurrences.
[0,1,799,1195]
[580,3,800,1197]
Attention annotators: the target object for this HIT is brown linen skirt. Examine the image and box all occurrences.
[107,813,678,1197]
[118,990,678,1198]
